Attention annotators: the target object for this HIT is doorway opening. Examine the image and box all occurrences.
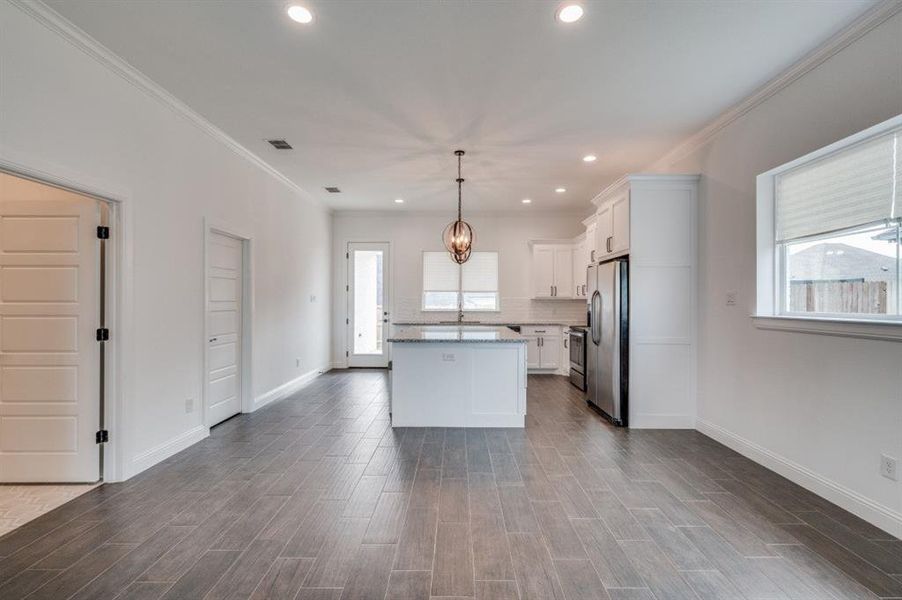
[347,242,391,368]
[0,170,114,526]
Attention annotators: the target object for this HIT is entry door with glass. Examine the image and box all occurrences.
[347,242,391,367]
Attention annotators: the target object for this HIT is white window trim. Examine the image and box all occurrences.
[421,250,502,313]
[755,113,902,342]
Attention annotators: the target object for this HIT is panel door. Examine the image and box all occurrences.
[611,192,630,254]
[348,242,391,368]
[525,336,541,369]
[553,247,573,298]
[532,246,554,298]
[206,231,243,426]
[0,172,101,482]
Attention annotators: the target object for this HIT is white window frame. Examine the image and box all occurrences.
[421,250,501,313]
[754,113,902,341]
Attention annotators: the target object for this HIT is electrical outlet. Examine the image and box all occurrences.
[185,397,194,413]
[442,353,456,362]
[726,292,737,306]
[880,454,898,481]
[296,357,301,367]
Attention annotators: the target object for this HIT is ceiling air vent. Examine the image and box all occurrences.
[324,187,341,193]
[267,139,292,150]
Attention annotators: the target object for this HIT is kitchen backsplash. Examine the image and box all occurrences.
[392,296,587,325]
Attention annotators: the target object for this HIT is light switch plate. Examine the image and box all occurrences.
[726,292,737,306]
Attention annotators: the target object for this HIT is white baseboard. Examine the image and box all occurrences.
[254,367,326,410]
[331,361,348,370]
[129,424,209,478]
[630,413,696,429]
[697,418,902,539]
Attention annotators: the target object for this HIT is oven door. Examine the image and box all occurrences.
[569,330,585,372]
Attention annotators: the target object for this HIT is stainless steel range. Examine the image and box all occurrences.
[568,327,587,391]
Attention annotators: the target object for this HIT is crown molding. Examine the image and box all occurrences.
[10,0,324,209]
[647,0,902,171]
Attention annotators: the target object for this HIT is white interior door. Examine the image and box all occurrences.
[206,231,243,425]
[0,172,102,482]
[347,242,390,368]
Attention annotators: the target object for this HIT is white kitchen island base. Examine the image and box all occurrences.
[389,327,527,427]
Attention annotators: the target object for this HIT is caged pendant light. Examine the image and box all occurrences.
[442,150,475,264]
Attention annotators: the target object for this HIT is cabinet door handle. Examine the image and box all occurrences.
[606,236,612,252]
[550,285,553,296]
[590,249,595,262]
[576,285,579,297]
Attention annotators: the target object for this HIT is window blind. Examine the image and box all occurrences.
[422,252,459,291]
[775,128,899,242]
[462,252,498,292]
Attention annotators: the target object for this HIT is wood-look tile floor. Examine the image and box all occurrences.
[0,370,899,600]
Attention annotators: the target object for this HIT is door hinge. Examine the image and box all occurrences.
[97,226,110,239]
[346,252,349,259]
[95,430,109,444]
[346,350,349,357]
[346,285,349,292]
[96,328,110,341]
[346,318,349,325]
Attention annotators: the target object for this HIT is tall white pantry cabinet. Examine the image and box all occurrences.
[592,174,699,428]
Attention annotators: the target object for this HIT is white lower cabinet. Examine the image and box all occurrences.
[523,326,561,370]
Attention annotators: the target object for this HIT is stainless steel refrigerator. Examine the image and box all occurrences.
[586,259,628,426]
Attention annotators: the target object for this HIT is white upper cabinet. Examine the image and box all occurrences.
[571,235,587,297]
[595,190,630,259]
[531,243,573,299]
[595,204,612,258]
[585,218,598,264]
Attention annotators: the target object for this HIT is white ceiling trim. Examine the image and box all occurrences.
[11,0,325,210]
[592,0,902,207]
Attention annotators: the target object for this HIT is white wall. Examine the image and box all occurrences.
[331,212,586,366]
[0,3,332,480]
[659,10,902,535]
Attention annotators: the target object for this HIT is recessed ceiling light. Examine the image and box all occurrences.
[521,198,532,204]
[555,187,566,193]
[582,154,597,163]
[286,5,314,24]
[394,198,404,204]
[556,3,584,23]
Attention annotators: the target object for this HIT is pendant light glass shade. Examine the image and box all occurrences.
[443,150,475,264]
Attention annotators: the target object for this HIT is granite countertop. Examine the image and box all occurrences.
[393,321,586,328]
[388,325,527,343]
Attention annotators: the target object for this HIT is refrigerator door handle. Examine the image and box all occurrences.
[590,290,602,346]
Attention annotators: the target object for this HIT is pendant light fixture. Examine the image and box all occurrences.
[443,150,475,264]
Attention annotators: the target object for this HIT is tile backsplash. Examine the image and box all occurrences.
[392,296,587,325]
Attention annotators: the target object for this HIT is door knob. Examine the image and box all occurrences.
[209,337,218,342]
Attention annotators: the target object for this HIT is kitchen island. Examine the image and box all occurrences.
[388,325,527,427]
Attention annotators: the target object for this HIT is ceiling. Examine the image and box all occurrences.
[47,0,876,213]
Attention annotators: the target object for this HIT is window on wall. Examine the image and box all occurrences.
[423,251,499,311]
[772,123,901,320]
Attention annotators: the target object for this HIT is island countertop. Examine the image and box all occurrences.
[388,325,526,343]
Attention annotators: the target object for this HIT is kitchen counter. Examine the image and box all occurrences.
[393,321,585,328]
[388,326,527,428]
[388,325,526,344]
